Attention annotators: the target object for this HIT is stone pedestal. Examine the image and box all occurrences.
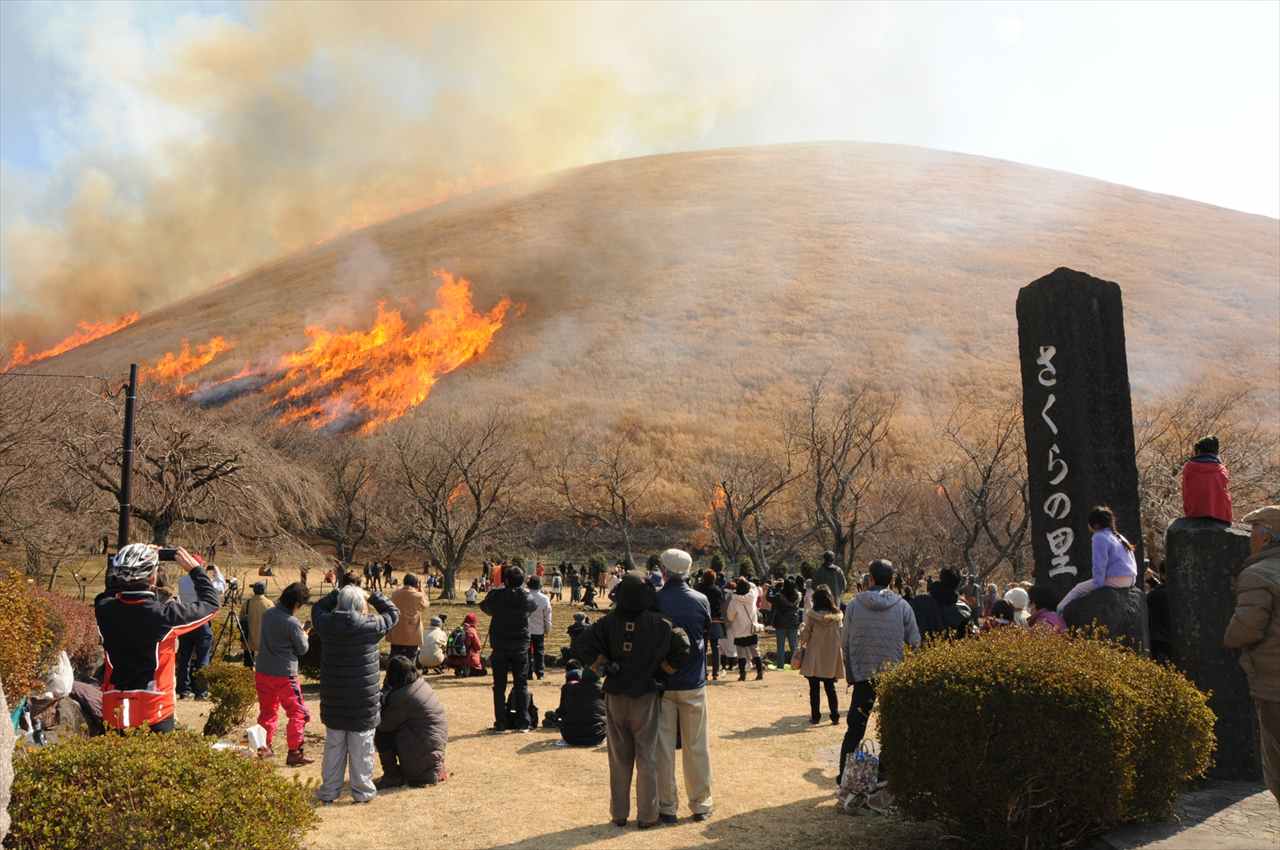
[1165,518,1259,780]
[1062,585,1149,651]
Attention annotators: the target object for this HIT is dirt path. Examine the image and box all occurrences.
[177,658,940,850]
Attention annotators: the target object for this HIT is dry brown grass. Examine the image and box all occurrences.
[171,599,944,850]
[34,142,1278,439]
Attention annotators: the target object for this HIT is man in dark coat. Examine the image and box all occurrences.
[312,585,398,803]
[375,656,448,788]
[814,550,847,605]
[577,572,691,830]
[481,565,537,731]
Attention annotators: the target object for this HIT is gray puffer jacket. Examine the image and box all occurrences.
[843,588,920,682]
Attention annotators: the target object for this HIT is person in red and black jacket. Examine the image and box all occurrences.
[95,543,222,732]
[1182,434,1233,524]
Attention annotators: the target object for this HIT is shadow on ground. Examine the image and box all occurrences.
[720,714,815,740]
[480,794,944,850]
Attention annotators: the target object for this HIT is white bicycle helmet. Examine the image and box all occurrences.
[110,543,160,582]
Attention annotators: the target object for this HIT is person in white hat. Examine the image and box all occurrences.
[1225,505,1280,803]
[1003,587,1030,626]
[654,548,714,823]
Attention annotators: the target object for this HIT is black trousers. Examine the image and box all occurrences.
[838,679,877,783]
[491,649,529,729]
[528,634,546,677]
[390,644,420,665]
[807,676,838,719]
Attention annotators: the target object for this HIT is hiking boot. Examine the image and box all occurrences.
[753,658,764,680]
[737,658,747,681]
[831,713,840,726]
[286,748,315,767]
[490,722,507,733]
[374,775,405,790]
[256,746,275,759]
[693,812,711,822]
[659,814,677,825]
[178,691,194,700]
[809,714,821,725]
[612,819,627,828]
[637,821,659,830]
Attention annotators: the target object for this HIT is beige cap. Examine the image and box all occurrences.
[1242,505,1280,532]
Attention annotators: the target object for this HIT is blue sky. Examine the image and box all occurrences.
[1,1,1277,337]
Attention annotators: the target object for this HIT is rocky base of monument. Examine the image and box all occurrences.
[1063,585,1150,651]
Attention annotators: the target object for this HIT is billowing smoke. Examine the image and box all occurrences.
[1,1,757,348]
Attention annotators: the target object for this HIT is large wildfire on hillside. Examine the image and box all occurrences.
[3,313,141,372]
[163,270,513,433]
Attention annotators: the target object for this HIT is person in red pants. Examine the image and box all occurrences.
[254,582,314,765]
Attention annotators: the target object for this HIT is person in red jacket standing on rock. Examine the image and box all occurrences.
[1182,435,1233,524]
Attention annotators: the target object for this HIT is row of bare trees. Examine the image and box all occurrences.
[2,372,1276,596]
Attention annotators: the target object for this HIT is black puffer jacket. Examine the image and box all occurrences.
[480,585,537,652]
[770,588,802,630]
[577,574,691,697]
[313,591,399,731]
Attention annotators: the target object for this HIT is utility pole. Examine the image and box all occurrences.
[117,363,138,549]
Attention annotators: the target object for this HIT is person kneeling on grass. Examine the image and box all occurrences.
[254,581,313,765]
[313,584,399,804]
[375,656,449,789]
[554,660,607,747]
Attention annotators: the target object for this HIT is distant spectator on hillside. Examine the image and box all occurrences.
[1182,435,1233,523]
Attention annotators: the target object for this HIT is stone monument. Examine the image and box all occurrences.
[1016,268,1144,604]
[1166,518,1259,780]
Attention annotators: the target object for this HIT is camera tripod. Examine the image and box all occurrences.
[210,579,248,663]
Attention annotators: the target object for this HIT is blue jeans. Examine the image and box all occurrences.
[775,626,799,666]
[177,623,213,696]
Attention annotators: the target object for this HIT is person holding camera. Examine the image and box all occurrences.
[175,558,227,700]
[577,572,691,830]
[95,544,221,731]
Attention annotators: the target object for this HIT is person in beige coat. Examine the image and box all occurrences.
[799,585,845,725]
[1224,505,1280,804]
[388,574,429,665]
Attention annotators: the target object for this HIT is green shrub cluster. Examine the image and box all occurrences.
[196,662,259,737]
[0,572,55,699]
[877,628,1214,850]
[7,730,317,850]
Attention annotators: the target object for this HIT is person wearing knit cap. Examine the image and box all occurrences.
[554,660,606,747]
[1003,587,1030,627]
[655,548,714,823]
[421,616,449,672]
[577,572,691,830]
[1225,505,1280,802]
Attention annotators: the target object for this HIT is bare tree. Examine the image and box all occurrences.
[390,410,523,599]
[59,390,318,546]
[551,423,657,569]
[309,440,382,565]
[930,399,1030,584]
[803,376,902,575]
[699,422,810,576]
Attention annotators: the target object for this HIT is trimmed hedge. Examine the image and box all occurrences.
[0,572,55,699]
[197,663,259,737]
[7,730,317,850]
[877,628,1213,849]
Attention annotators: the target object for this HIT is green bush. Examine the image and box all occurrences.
[877,628,1214,850]
[7,730,316,850]
[0,572,55,699]
[196,662,259,737]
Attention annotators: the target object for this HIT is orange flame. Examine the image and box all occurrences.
[702,485,727,530]
[3,313,140,372]
[271,270,513,433]
[142,337,235,392]
[447,481,467,507]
